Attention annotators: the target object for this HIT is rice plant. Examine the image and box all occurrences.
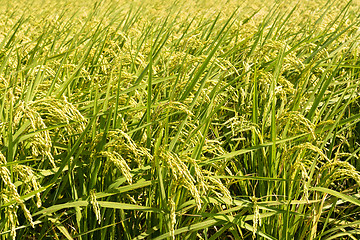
[0,0,360,239]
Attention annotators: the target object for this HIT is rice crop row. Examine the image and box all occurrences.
[0,0,359,239]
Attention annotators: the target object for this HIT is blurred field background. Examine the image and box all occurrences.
[0,0,360,239]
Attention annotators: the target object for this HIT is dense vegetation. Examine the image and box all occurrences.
[1,0,360,239]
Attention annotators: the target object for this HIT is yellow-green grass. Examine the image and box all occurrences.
[0,0,360,239]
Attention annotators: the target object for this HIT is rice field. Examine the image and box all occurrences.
[0,0,360,239]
